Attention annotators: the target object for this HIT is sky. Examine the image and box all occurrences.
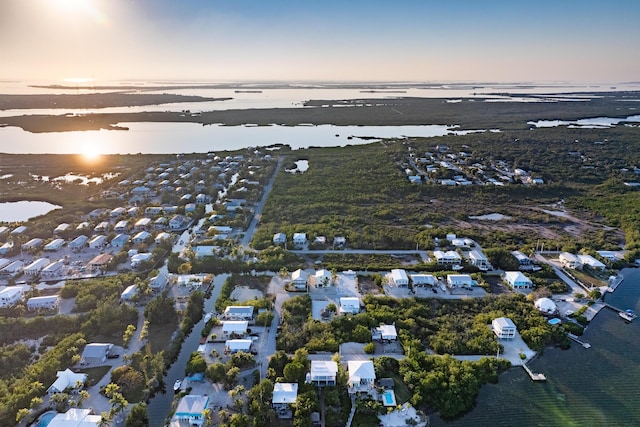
[1,0,639,84]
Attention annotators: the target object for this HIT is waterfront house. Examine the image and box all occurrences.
[503,271,532,289]
[577,254,606,270]
[534,297,557,315]
[348,360,376,394]
[47,368,87,395]
[0,286,24,308]
[492,317,517,339]
[308,361,338,386]
[47,408,101,427]
[559,252,582,269]
[172,395,210,427]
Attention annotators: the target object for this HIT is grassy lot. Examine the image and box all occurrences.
[77,365,111,387]
[569,268,608,289]
[148,319,179,353]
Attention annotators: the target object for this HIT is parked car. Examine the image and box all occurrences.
[107,353,120,359]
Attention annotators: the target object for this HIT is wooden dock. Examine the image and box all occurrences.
[522,363,546,381]
[567,333,591,348]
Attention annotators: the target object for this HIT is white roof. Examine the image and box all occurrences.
[222,321,249,333]
[410,274,435,285]
[273,383,298,404]
[224,306,254,316]
[315,269,331,279]
[24,258,50,271]
[28,295,59,305]
[133,231,151,241]
[48,408,101,427]
[0,286,23,298]
[377,324,397,339]
[291,269,308,281]
[348,360,376,382]
[81,343,112,359]
[391,269,409,282]
[577,254,606,269]
[340,297,360,307]
[225,339,252,351]
[504,271,532,284]
[492,317,516,329]
[48,368,87,394]
[311,360,338,377]
[535,298,557,313]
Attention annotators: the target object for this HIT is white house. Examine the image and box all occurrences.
[134,217,151,230]
[53,223,70,234]
[27,295,60,311]
[503,271,533,289]
[534,297,557,315]
[131,253,152,268]
[447,274,474,287]
[110,207,126,217]
[145,206,163,216]
[390,269,409,287]
[559,252,582,269]
[512,250,532,267]
[111,234,130,247]
[0,241,13,255]
[44,238,65,251]
[0,260,24,278]
[121,284,138,301]
[492,317,517,340]
[172,395,210,427]
[22,238,44,251]
[222,320,249,337]
[308,360,338,386]
[469,250,491,271]
[0,286,24,308]
[273,232,287,245]
[223,306,254,320]
[348,360,376,394]
[47,408,101,427]
[225,339,253,354]
[88,235,107,249]
[577,254,606,270]
[0,258,10,270]
[47,368,87,395]
[94,221,109,232]
[127,207,139,216]
[315,269,332,287]
[433,250,462,266]
[410,274,436,286]
[114,220,129,232]
[340,297,360,314]
[68,235,89,250]
[41,260,65,279]
[154,217,168,230]
[149,273,169,291]
[154,232,173,244]
[291,269,308,290]
[11,225,27,235]
[132,231,152,244]
[293,233,307,246]
[272,383,298,415]
[333,236,346,248]
[24,258,51,276]
[81,343,113,364]
[375,324,398,341]
[169,214,190,230]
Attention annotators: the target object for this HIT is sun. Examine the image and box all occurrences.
[80,145,102,163]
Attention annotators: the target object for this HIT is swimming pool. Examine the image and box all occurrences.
[35,411,56,427]
[382,389,397,406]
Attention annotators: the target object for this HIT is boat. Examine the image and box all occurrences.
[173,379,182,392]
[619,309,637,322]
[203,312,212,323]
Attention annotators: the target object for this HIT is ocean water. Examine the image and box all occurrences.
[432,268,640,427]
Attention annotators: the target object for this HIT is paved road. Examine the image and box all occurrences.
[290,249,431,263]
[240,156,284,249]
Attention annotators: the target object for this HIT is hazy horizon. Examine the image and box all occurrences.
[2,0,639,84]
